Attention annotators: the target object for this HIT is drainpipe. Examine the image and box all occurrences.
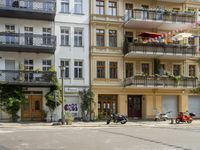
[89,0,92,121]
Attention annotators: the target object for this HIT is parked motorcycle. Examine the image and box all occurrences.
[176,111,196,124]
[106,113,128,124]
[155,111,171,121]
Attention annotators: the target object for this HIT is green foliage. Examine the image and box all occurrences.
[65,112,74,125]
[45,67,62,120]
[79,89,94,121]
[0,85,26,122]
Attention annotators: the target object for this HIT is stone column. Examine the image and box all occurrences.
[178,94,188,112]
[118,94,127,115]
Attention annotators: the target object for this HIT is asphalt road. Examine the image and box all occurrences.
[0,125,200,150]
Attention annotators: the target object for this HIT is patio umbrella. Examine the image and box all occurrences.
[138,32,162,38]
[172,33,193,41]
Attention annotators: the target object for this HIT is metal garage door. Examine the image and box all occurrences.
[188,96,200,118]
[163,96,178,118]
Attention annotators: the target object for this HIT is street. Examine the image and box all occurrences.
[0,123,200,150]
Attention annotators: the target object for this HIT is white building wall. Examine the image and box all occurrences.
[55,0,89,118]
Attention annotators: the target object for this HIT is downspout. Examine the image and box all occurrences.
[89,0,92,120]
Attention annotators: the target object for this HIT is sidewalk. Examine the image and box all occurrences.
[0,120,200,128]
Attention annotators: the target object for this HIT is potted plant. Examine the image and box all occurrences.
[65,112,74,125]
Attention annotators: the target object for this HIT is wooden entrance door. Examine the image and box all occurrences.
[21,95,43,121]
[128,95,142,118]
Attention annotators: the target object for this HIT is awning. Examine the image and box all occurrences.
[138,32,162,38]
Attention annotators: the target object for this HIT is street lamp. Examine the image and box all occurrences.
[59,65,65,125]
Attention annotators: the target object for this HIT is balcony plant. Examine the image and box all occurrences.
[65,112,74,125]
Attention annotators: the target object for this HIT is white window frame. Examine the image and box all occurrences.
[60,60,70,78]
[74,60,83,79]
[74,0,82,14]
[61,0,70,13]
[42,60,52,71]
[74,28,83,47]
[60,27,70,46]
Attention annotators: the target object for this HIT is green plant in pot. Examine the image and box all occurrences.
[65,112,74,125]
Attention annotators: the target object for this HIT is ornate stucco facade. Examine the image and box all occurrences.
[90,0,200,119]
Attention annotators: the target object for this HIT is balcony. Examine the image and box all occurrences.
[0,0,56,21]
[0,70,56,87]
[0,32,56,53]
[124,42,197,59]
[124,9,196,30]
[125,75,197,88]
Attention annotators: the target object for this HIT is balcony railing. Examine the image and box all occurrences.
[0,70,56,87]
[125,9,196,23]
[125,75,197,88]
[124,42,197,57]
[0,32,56,53]
[0,0,56,20]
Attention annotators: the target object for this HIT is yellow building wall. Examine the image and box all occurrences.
[118,94,128,115]
[178,94,188,112]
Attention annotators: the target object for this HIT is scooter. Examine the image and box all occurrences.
[155,111,171,121]
[106,113,128,124]
[176,111,196,124]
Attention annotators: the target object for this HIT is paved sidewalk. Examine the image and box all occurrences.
[0,120,200,128]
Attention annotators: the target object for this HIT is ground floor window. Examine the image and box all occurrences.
[98,95,117,117]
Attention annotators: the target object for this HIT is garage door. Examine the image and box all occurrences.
[188,96,200,118]
[163,96,178,118]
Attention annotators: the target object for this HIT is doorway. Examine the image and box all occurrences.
[128,95,142,118]
[21,95,43,121]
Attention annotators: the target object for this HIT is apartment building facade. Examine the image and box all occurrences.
[0,0,56,121]
[55,0,89,119]
[91,0,200,119]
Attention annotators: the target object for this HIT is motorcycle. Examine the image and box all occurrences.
[155,111,171,121]
[176,111,196,124]
[106,113,128,124]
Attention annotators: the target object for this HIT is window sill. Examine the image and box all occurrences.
[73,12,85,15]
[60,12,71,14]
[59,77,71,80]
[60,45,71,47]
[74,45,84,48]
[74,78,84,80]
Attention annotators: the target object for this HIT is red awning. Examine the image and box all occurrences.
[138,32,162,38]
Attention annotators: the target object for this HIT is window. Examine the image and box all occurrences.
[42,60,51,71]
[108,1,117,16]
[24,59,34,81]
[125,63,133,78]
[109,30,117,47]
[160,64,165,75]
[97,61,105,78]
[96,29,105,46]
[189,65,196,76]
[109,62,117,79]
[125,3,133,19]
[98,95,117,116]
[61,0,69,13]
[74,61,83,78]
[61,28,69,46]
[74,28,83,47]
[24,27,33,45]
[96,0,104,15]
[141,63,149,75]
[43,28,51,45]
[74,0,82,14]
[5,25,16,44]
[173,64,181,76]
[60,60,70,78]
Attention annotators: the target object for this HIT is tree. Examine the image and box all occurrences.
[79,89,94,121]
[0,85,26,122]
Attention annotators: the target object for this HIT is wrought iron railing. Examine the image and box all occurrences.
[0,70,56,86]
[0,32,56,49]
[125,75,197,88]
[124,42,196,56]
[125,9,196,23]
[0,0,56,13]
